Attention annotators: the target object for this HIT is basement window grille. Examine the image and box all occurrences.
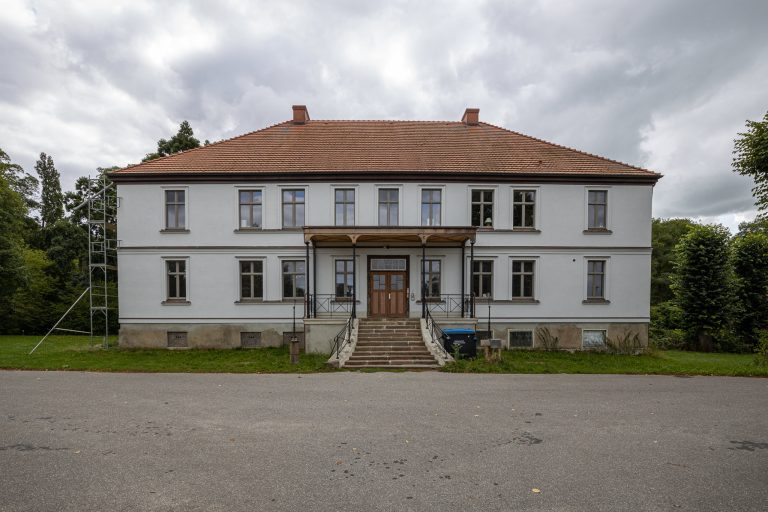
[167,331,188,348]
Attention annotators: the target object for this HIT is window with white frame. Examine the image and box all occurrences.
[239,260,264,300]
[586,260,607,300]
[239,190,262,229]
[282,260,306,298]
[587,190,608,229]
[334,189,355,226]
[471,260,493,298]
[335,260,354,298]
[471,189,494,227]
[164,190,186,229]
[378,188,399,226]
[282,189,305,228]
[166,260,187,301]
[421,189,442,226]
[512,190,536,228]
[582,329,606,348]
[511,260,535,299]
[423,259,441,298]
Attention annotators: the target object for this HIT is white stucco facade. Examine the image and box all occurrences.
[116,180,653,351]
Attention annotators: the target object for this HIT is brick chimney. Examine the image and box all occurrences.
[462,108,479,126]
[292,105,310,124]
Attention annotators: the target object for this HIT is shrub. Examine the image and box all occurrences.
[755,330,768,367]
[605,332,644,355]
[535,327,559,351]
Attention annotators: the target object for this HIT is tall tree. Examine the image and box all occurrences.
[0,148,38,209]
[35,152,64,228]
[733,110,768,217]
[0,174,28,326]
[143,120,201,161]
[671,225,733,351]
[731,233,768,348]
[651,218,696,304]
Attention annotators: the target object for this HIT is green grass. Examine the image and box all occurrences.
[443,349,768,376]
[0,336,330,373]
[1,336,766,376]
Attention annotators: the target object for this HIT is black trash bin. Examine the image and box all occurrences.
[442,328,477,359]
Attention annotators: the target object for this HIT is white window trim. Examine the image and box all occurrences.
[160,186,189,231]
[161,256,190,304]
[234,186,265,230]
[418,185,446,227]
[469,258,495,300]
[375,184,403,227]
[417,255,445,298]
[235,256,266,301]
[332,185,359,227]
[467,185,499,229]
[584,186,612,232]
[509,256,539,300]
[510,185,541,230]
[278,256,308,299]
[581,328,608,349]
[507,328,536,349]
[583,256,610,302]
[278,185,308,229]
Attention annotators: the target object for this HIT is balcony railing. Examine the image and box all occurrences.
[424,294,475,317]
[307,294,355,318]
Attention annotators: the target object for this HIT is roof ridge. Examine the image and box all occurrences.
[478,121,660,176]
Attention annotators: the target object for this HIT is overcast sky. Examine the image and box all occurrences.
[2,0,766,230]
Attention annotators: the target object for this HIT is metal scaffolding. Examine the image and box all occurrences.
[30,174,118,354]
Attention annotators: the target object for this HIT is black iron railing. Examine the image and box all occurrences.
[424,309,451,360]
[329,314,354,360]
[308,294,355,318]
[424,294,476,317]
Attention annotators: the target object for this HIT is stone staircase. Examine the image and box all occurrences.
[344,318,440,369]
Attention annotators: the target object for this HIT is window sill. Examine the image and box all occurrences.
[281,227,304,232]
[510,228,541,233]
[509,298,540,304]
[583,229,612,235]
[235,299,264,304]
[582,299,610,305]
[161,300,191,305]
[233,228,263,233]
[159,229,190,233]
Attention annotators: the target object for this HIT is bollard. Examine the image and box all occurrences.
[290,336,300,365]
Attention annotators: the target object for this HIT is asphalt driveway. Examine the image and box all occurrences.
[1,371,767,511]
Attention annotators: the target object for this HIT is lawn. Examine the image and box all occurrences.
[1,335,766,376]
[0,335,330,373]
[443,348,768,377]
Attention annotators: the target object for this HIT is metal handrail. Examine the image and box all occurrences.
[309,294,355,318]
[424,294,476,318]
[329,313,354,359]
[424,309,451,360]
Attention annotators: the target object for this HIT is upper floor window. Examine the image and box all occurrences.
[471,190,494,227]
[512,190,536,229]
[335,189,355,226]
[471,260,493,298]
[165,190,186,229]
[421,189,442,226]
[239,260,264,300]
[511,260,535,299]
[335,260,354,298]
[587,260,606,299]
[587,190,607,230]
[423,259,441,298]
[282,189,305,228]
[378,188,399,226]
[166,260,187,301]
[239,190,262,229]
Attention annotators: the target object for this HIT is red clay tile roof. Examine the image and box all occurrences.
[111,120,660,181]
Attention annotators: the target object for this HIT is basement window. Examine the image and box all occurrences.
[582,330,606,349]
[167,331,188,348]
[240,332,262,348]
[508,330,534,349]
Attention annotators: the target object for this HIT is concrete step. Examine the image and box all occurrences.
[356,341,426,347]
[344,361,440,369]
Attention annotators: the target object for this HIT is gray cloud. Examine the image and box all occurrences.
[1,0,766,230]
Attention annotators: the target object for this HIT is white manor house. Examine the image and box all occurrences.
[112,106,660,363]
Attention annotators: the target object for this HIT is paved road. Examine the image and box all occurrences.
[1,371,767,511]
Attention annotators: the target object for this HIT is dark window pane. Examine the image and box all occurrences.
[254,275,263,298]
[241,275,251,298]
[482,204,493,226]
[523,275,533,297]
[525,191,535,202]
[471,207,481,227]
[524,206,534,227]
[178,275,186,298]
[283,275,292,297]
[482,275,492,296]
[513,204,522,226]
[295,204,305,226]
[513,277,521,297]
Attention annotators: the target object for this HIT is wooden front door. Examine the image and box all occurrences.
[369,271,408,317]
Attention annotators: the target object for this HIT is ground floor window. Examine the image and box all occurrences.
[282,260,306,298]
[335,260,354,298]
[471,260,493,298]
[511,260,535,298]
[582,329,606,348]
[166,260,187,301]
[423,259,441,298]
[240,260,264,300]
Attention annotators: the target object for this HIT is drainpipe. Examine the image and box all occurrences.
[421,243,426,319]
[470,240,475,318]
[305,241,310,318]
[461,242,465,318]
[312,241,317,318]
[352,243,357,318]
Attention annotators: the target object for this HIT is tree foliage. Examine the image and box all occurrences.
[35,152,64,228]
[671,224,733,351]
[733,111,768,216]
[731,233,768,347]
[651,218,696,304]
[0,148,38,209]
[142,120,201,161]
[0,173,28,327]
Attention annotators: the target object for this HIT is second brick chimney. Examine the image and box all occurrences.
[462,108,479,126]
[292,105,310,124]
